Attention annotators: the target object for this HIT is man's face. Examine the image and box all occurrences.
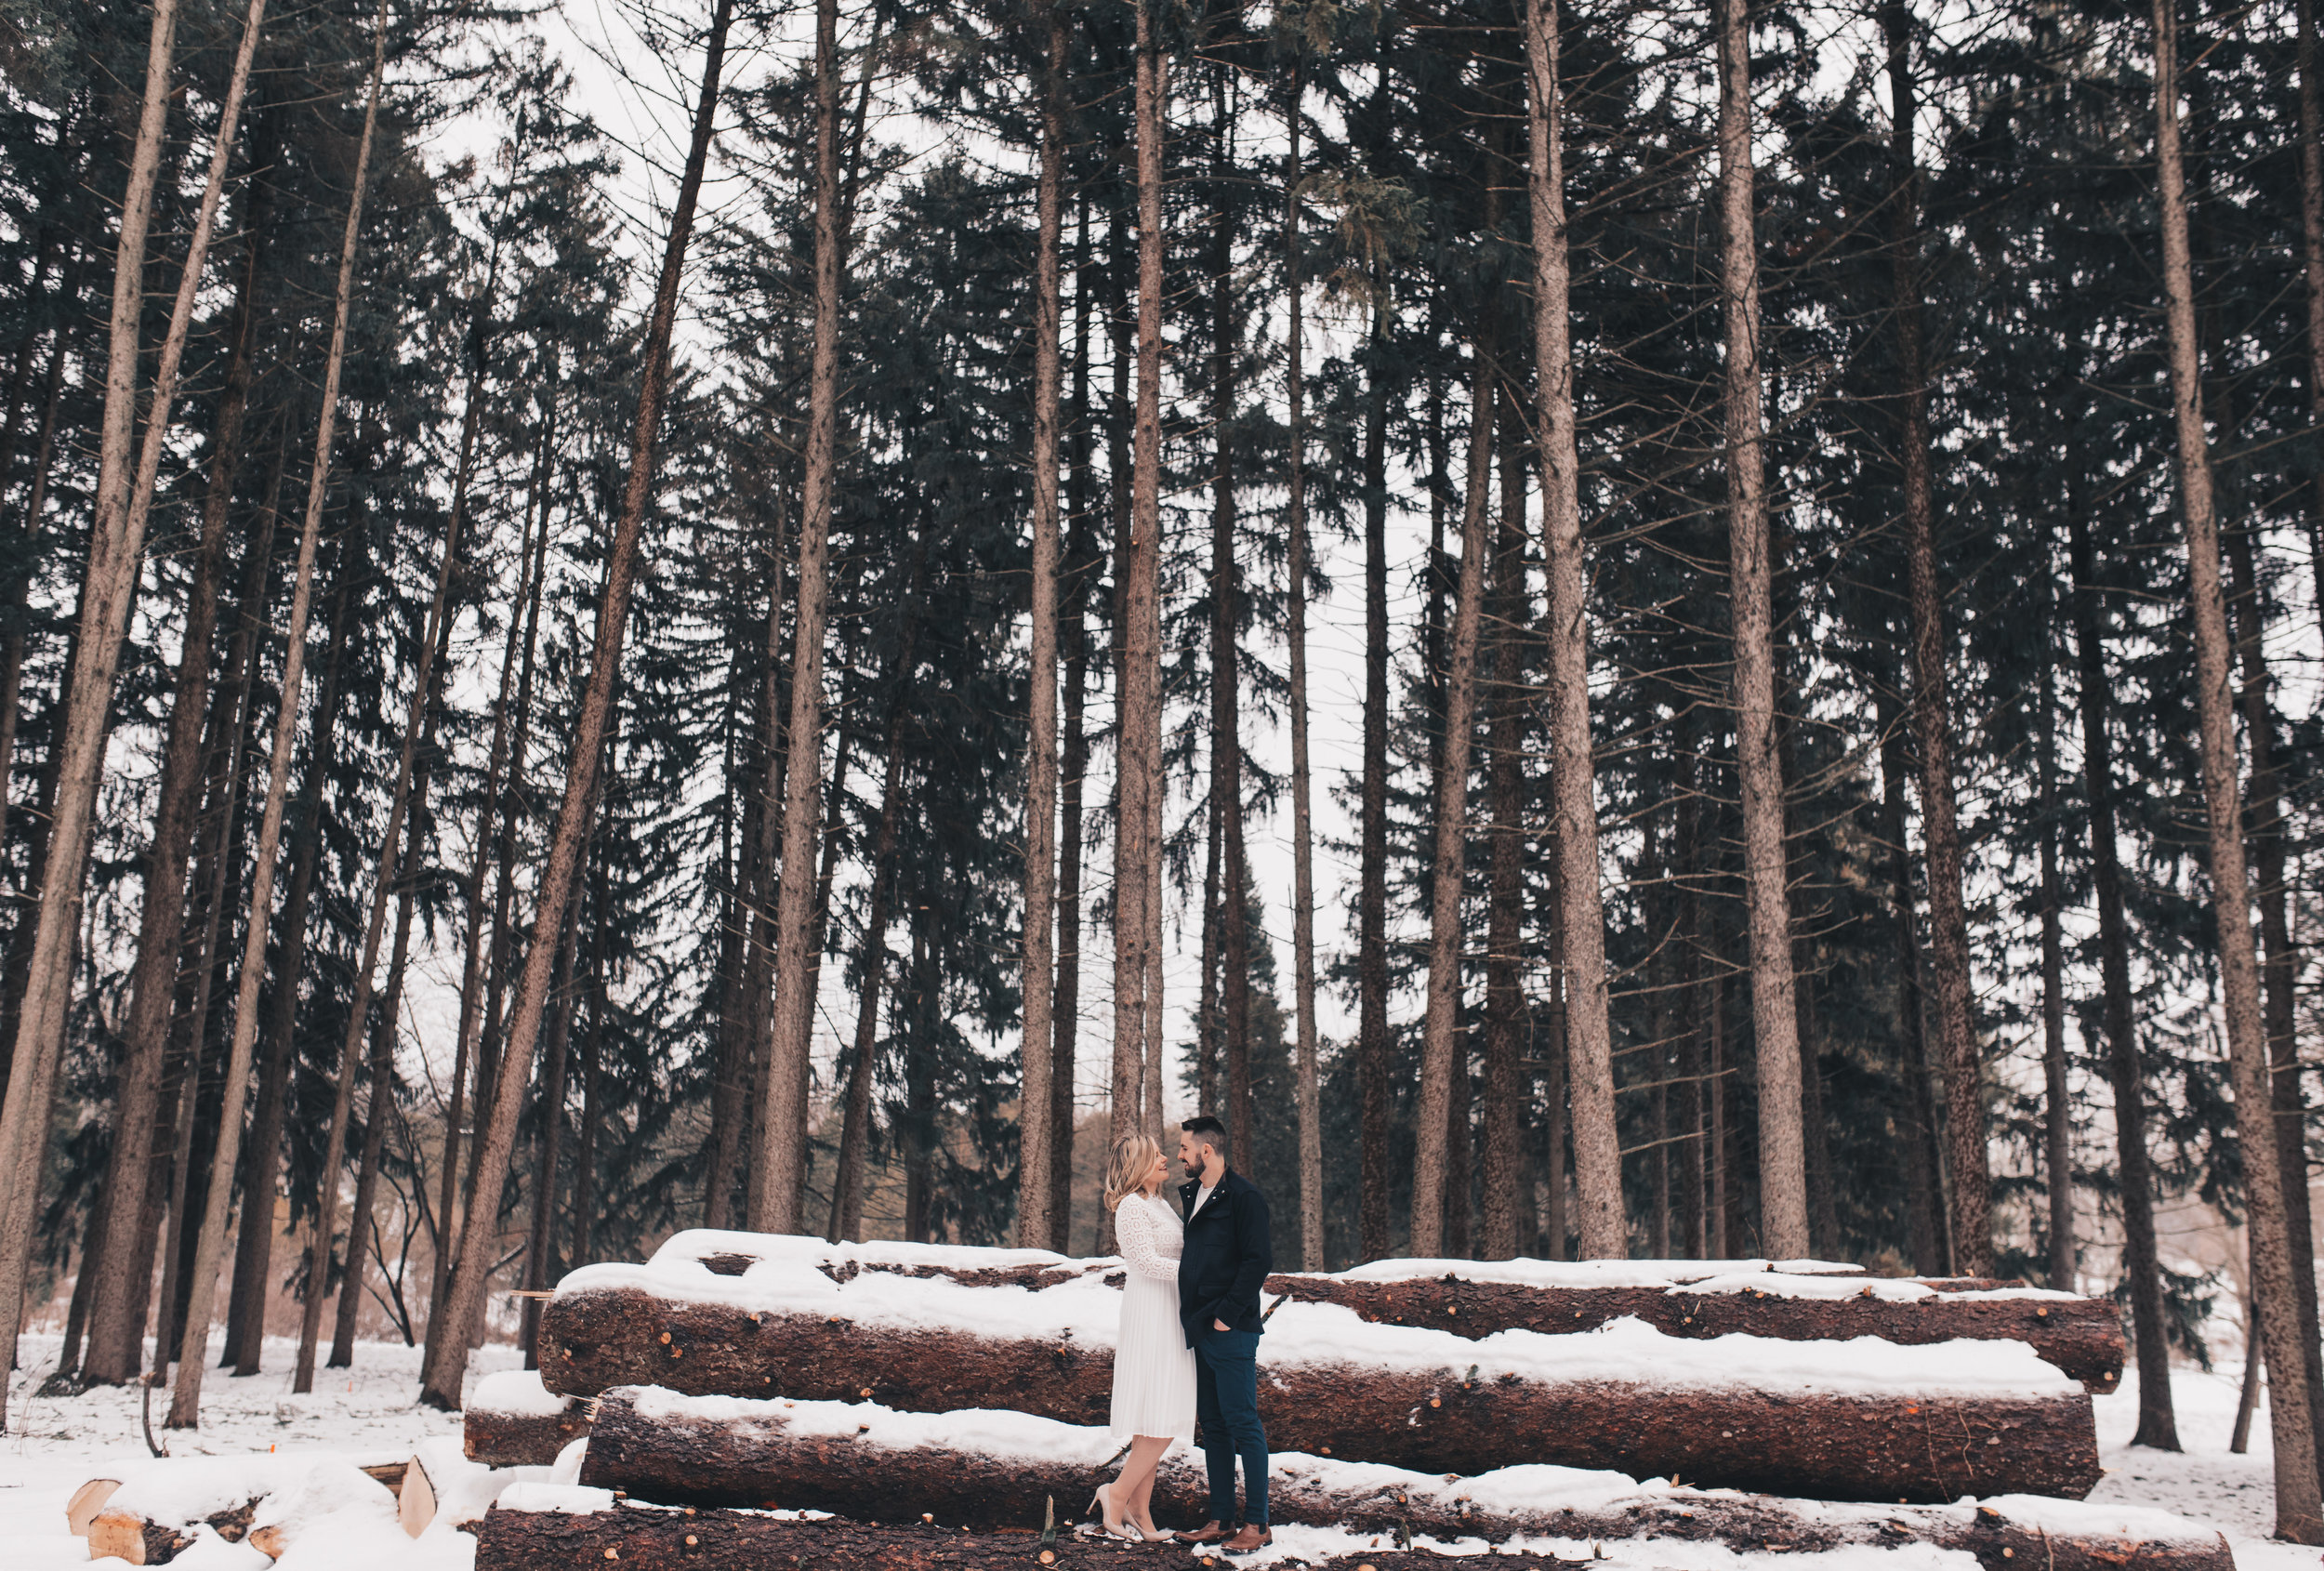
[1177,1132,1204,1178]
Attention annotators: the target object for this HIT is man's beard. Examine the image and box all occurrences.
[1182,1158,1202,1180]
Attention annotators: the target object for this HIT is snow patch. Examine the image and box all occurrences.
[496,1482,617,1515]
[467,1369,572,1419]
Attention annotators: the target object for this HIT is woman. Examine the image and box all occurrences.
[1090,1133,1194,1542]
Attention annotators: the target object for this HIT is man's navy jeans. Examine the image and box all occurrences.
[1193,1327,1267,1525]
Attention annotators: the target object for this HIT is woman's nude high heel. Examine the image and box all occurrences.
[1084,1485,1134,1540]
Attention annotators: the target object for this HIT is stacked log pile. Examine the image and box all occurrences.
[528,1231,2102,1501]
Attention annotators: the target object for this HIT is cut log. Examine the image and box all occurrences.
[539,1244,2099,1501]
[1269,1269,2123,1393]
[401,1452,439,1538]
[87,1456,399,1564]
[601,1231,2121,1393]
[467,1367,593,1466]
[477,1479,2232,1571]
[66,1479,121,1536]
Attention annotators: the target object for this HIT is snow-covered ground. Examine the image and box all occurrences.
[0,1335,2298,1569]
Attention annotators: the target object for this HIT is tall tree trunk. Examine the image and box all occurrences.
[1356,275,1392,1263]
[1872,681,1948,1274]
[755,0,847,1235]
[519,874,586,1370]
[1196,813,1221,1116]
[1051,199,1094,1254]
[1282,66,1324,1271]
[827,571,925,1245]
[1711,0,1806,1261]
[2064,508,2173,1445]
[1111,0,1167,1174]
[225,542,354,1377]
[2148,0,2311,1528]
[1409,335,1494,1259]
[161,0,376,1425]
[1205,74,1254,1177]
[1672,770,1706,1259]
[0,0,264,1418]
[1882,0,1989,1275]
[1099,193,1132,1250]
[434,401,549,1320]
[1479,376,1531,1264]
[1015,0,1066,1250]
[423,0,733,1409]
[829,746,905,1246]
[85,148,274,1387]
[2294,0,2324,643]
[153,521,271,1379]
[1525,0,1621,1260]
[901,925,937,1244]
[2037,632,2073,1293]
[2223,508,2324,1482]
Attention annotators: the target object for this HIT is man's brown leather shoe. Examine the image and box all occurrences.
[1174,1522,1228,1545]
[1221,1525,1273,1552]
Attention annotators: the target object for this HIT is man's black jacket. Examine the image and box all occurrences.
[1176,1167,1273,1347]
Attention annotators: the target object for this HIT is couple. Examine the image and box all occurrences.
[1093,1115,1274,1552]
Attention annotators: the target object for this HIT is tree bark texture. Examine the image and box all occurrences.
[0,0,260,1424]
[1282,75,1325,1271]
[84,84,274,1381]
[754,0,848,1235]
[1882,0,1991,1277]
[1357,271,1393,1263]
[1409,338,1494,1259]
[1110,0,1167,1173]
[2221,508,2324,1479]
[1014,0,1066,1253]
[422,0,734,1408]
[1524,0,1621,1261]
[2036,639,2074,1295]
[1712,0,1807,1261]
[2150,0,2320,1535]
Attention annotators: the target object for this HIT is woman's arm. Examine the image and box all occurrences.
[1113,1199,1181,1284]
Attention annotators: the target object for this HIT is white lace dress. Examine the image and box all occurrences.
[1108,1191,1196,1445]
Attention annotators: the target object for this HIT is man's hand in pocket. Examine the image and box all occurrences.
[1214,1318,1230,1332]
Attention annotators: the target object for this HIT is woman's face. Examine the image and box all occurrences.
[1143,1148,1169,1193]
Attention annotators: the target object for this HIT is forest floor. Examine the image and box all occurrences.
[0,1333,2300,1571]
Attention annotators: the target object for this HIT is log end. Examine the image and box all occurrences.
[67,1479,121,1537]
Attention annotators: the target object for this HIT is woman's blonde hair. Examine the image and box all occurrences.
[1103,1133,1162,1214]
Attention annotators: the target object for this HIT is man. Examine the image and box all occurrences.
[1172,1115,1273,1552]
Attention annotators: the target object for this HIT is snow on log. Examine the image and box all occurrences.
[480,1472,2231,1571]
[558,1231,2119,1394]
[83,1456,397,1564]
[538,1237,2099,1501]
[1274,1263,2122,1393]
[466,1367,594,1466]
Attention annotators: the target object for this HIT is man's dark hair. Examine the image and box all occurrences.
[1181,1115,1229,1152]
